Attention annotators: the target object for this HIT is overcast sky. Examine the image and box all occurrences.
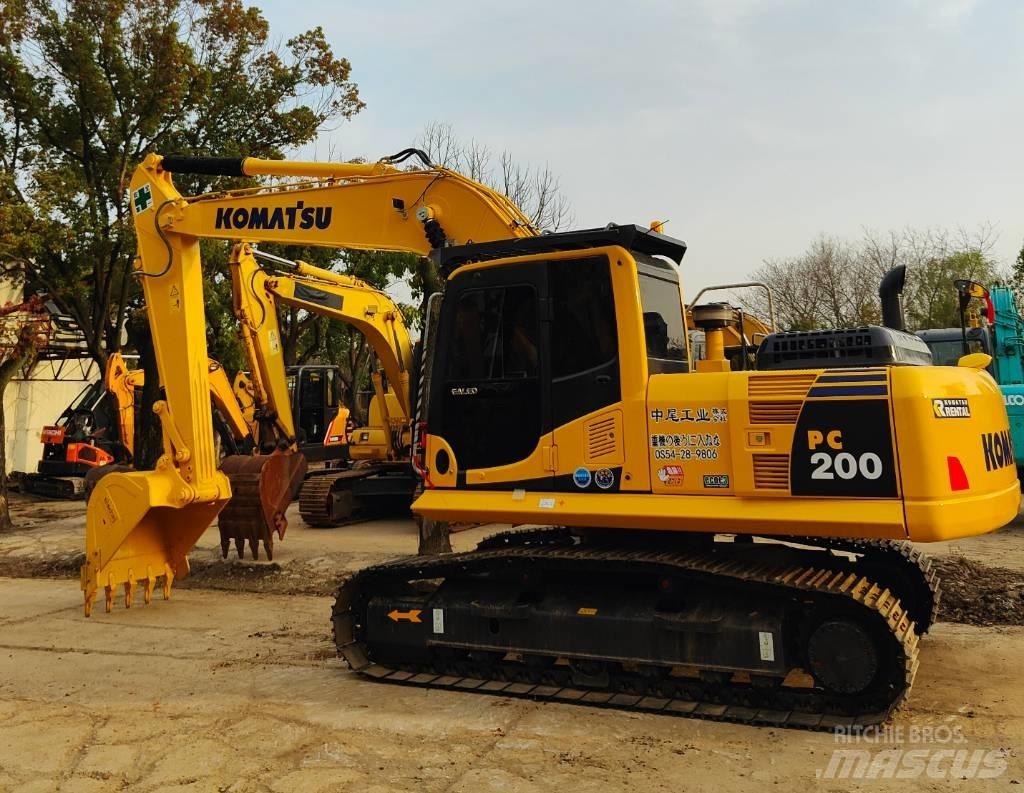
[259,0,1024,294]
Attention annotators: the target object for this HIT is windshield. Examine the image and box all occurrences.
[926,337,986,366]
[59,381,105,426]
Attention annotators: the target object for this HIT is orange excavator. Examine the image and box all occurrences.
[17,353,249,498]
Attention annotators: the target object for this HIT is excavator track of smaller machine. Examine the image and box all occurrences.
[299,464,417,527]
[332,528,929,730]
[298,469,377,527]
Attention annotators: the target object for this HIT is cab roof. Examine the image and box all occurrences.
[436,223,687,277]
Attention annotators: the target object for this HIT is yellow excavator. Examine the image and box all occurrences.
[103,354,252,462]
[84,148,1019,730]
[227,246,416,526]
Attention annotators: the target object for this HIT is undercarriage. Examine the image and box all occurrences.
[332,527,936,730]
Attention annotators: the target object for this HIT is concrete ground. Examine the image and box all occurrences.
[1,495,1023,791]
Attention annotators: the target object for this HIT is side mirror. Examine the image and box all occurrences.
[954,279,989,299]
[957,352,993,369]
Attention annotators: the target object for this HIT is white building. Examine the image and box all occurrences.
[0,279,100,474]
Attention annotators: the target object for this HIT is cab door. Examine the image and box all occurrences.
[430,262,551,486]
[548,255,623,492]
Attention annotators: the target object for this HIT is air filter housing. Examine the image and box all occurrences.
[756,326,933,371]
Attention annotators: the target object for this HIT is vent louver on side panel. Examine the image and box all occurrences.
[753,454,789,490]
[748,374,816,425]
[748,401,803,424]
[585,412,622,464]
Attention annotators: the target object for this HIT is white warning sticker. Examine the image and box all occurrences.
[538,497,556,509]
[432,608,444,634]
[758,631,775,662]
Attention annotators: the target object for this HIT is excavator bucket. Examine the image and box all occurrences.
[217,451,307,560]
[81,468,230,616]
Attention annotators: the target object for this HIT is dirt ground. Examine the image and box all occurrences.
[1,495,1023,791]
[4,495,1024,625]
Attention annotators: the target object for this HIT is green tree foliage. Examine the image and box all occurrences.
[0,0,364,369]
[1012,239,1024,298]
[904,250,999,329]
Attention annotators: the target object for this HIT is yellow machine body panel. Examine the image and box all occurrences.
[349,391,407,461]
[891,365,1019,540]
[415,246,1019,543]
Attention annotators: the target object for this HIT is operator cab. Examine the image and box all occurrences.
[285,365,345,461]
[426,224,687,481]
[917,327,993,369]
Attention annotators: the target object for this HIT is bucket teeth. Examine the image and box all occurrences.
[125,570,137,608]
[217,451,307,565]
[80,467,223,618]
[84,563,178,617]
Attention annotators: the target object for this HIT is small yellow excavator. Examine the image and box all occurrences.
[83,148,1019,730]
[227,245,417,526]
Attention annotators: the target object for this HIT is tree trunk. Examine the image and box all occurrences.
[0,392,12,532]
[418,514,452,555]
[126,310,162,469]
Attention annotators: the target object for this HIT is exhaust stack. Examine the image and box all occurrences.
[879,265,907,331]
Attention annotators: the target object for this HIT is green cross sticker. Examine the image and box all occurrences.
[133,183,153,214]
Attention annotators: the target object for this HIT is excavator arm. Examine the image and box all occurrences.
[205,360,252,445]
[104,352,251,463]
[83,150,535,614]
[217,243,419,536]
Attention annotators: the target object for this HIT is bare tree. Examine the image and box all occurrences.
[750,225,1003,332]
[417,122,573,231]
[750,235,880,330]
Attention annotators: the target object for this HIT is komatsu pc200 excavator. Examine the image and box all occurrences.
[84,148,1019,729]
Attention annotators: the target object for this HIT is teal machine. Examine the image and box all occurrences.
[917,281,1024,473]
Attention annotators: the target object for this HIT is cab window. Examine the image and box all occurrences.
[448,286,538,381]
[550,258,617,378]
[638,263,688,373]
